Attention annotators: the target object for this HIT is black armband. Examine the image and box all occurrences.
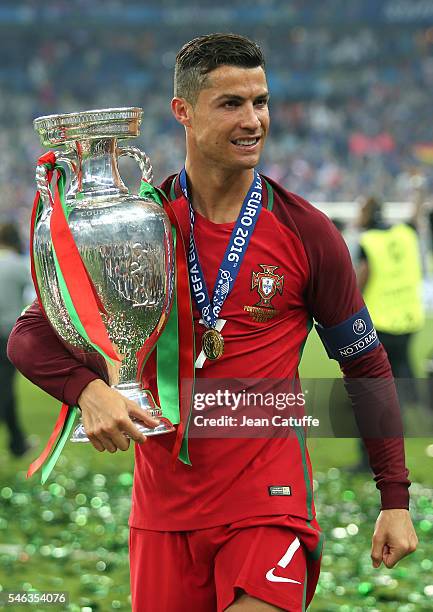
[315,306,379,362]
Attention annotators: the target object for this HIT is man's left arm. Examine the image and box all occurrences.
[341,345,418,568]
[304,212,417,568]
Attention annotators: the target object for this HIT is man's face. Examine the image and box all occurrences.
[186,65,270,171]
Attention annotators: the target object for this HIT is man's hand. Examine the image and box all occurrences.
[77,379,161,453]
[371,509,418,568]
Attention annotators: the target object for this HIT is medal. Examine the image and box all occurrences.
[202,328,224,360]
[181,168,263,363]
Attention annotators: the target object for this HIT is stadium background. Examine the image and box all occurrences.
[0,1,433,610]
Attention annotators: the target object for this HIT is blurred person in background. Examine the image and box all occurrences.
[0,221,33,457]
[357,195,424,396]
[354,195,425,471]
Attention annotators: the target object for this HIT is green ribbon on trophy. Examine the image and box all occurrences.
[27,153,194,483]
[138,179,195,466]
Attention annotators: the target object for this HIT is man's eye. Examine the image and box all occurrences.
[255,99,268,106]
[224,100,240,107]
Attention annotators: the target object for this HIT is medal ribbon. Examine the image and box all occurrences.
[180,168,263,329]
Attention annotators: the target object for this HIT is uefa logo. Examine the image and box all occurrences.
[353,318,366,335]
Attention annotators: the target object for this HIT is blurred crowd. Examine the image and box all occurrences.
[1,1,433,458]
[1,1,433,230]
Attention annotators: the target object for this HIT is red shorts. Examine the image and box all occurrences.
[129,515,323,611]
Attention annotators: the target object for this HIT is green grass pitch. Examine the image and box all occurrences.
[0,321,432,610]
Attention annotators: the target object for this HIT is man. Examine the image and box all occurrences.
[353,195,425,470]
[0,221,32,456]
[8,34,417,611]
[357,195,424,400]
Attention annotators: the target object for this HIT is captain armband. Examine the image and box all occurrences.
[315,306,380,362]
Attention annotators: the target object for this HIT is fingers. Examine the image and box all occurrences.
[371,534,385,568]
[88,431,127,453]
[86,414,148,452]
[122,419,148,445]
[126,399,161,429]
[87,419,133,453]
[105,426,131,452]
[383,538,418,568]
[371,510,418,569]
[79,381,156,452]
[99,434,120,454]
[88,435,105,453]
[371,534,418,568]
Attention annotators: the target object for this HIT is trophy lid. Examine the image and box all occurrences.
[33,107,143,146]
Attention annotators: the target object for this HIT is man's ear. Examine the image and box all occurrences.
[171,97,193,127]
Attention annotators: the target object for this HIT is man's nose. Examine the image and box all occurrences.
[239,103,261,130]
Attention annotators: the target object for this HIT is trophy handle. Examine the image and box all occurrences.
[35,150,61,208]
[35,150,78,209]
[117,146,153,185]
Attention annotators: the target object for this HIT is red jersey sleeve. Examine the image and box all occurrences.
[7,301,105,406]
[268,178,410,510]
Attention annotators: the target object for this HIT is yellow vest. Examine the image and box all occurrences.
[360,224,424,334]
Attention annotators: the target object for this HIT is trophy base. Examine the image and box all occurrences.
[70,382,175,443]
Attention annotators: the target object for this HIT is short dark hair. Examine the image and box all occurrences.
[364,196,383,225]
[0,221,22,253]
[174,33,265,105]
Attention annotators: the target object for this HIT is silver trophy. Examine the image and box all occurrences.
[33,108,175,441]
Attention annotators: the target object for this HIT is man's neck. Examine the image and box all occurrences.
[184,159,254,224]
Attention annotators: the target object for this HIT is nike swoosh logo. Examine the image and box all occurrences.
[265,568,301,584]
[265,536,302,584]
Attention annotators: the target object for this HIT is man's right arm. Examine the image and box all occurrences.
[7,301,158,451]
[7,301,102,405]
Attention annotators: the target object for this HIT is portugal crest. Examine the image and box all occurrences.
[244,264,284,322]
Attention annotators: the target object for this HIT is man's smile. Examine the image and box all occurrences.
[231,136,261,149]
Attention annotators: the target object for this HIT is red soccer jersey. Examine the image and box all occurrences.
[8,173,410,531]
[128,174,409,530]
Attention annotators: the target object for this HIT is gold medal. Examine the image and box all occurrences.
[202,328,224,360]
